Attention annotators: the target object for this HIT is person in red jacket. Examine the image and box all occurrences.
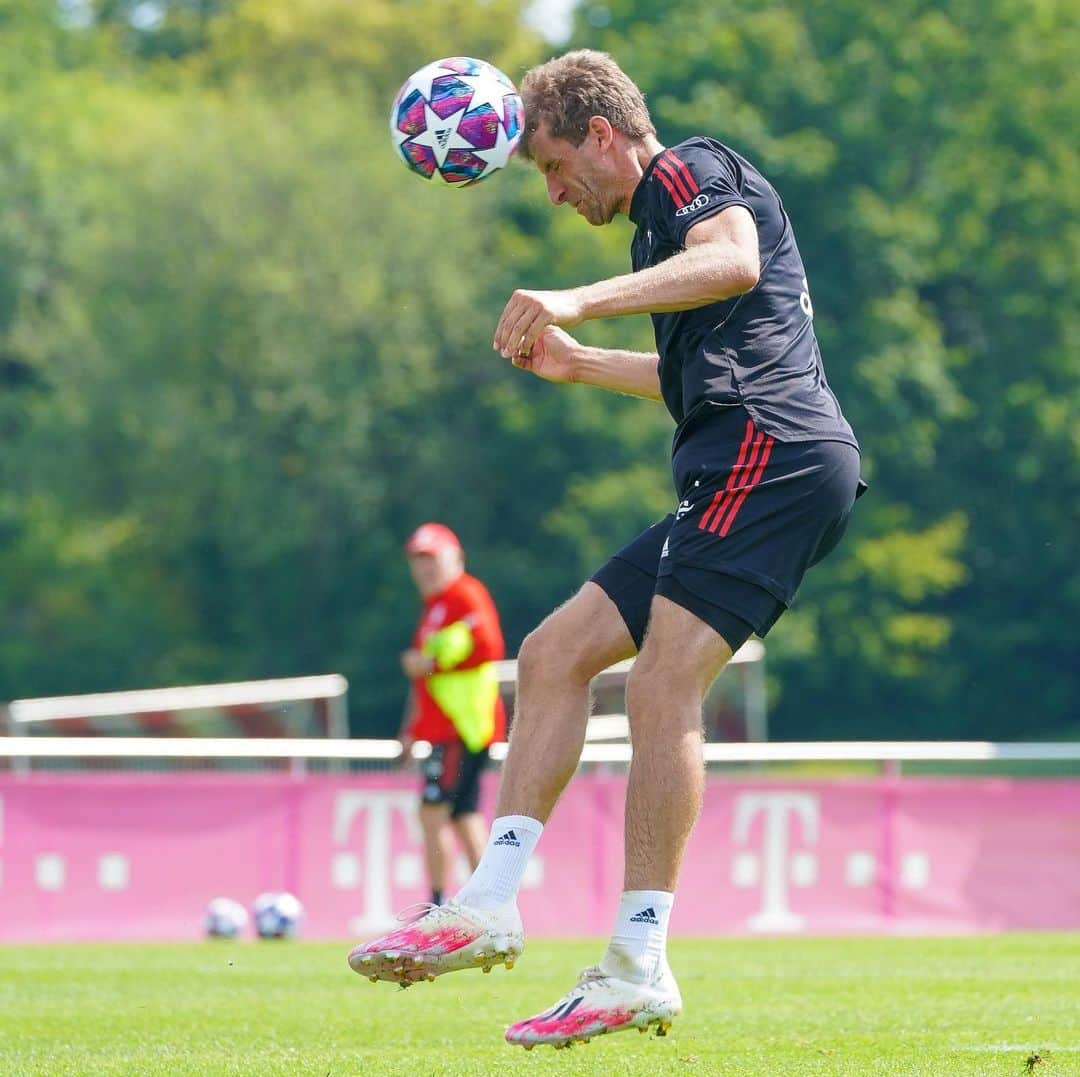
[397,523,507,907]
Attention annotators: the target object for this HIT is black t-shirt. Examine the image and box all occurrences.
[628,137,858,449]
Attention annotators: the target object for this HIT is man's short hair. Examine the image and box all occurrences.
[519,49,655,159]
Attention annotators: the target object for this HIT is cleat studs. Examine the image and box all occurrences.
[656,1021,671,1037]
[425,973,436,983]
[639,1026,648,1035]
[523,1045,534,1052]
[482,965,492,974]
[505,960,515,970]
[368,975,379,983]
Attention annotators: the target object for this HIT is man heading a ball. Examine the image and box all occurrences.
[351,49,864,1050]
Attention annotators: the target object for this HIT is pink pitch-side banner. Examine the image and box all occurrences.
[0,773,1078,942]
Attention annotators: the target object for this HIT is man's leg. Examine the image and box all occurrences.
[448,581,636,913]
[497,580,638,819]
[622,594,732,892]
[419,802,454,905]
[505,595,733,1050]
[349,581,636,984]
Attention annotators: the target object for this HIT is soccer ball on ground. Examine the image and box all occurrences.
[390,56,524,186]
[253,891,304,939]
[204,897,249,939]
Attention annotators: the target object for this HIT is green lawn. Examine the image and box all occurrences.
[2,935,1078,1076]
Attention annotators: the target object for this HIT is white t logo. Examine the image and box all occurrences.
[332,791,423,934]
[732,792,819,932]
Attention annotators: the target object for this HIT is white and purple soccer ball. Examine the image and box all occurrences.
[390,56,524,186]
[204,897,249,939]
[253,891,304,939]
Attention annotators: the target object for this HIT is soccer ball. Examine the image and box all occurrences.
[389,56,524,186]
[204,897,248,939]
[253,891,304,939]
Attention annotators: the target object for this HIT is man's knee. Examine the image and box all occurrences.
[517,587,631,687]
[419,801,450,830]
[626,661,689,720]
[626,612,732,725]
[516,618,594,686]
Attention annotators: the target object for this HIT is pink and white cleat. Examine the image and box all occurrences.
[505,963,682,1050]
[347,900,524,987]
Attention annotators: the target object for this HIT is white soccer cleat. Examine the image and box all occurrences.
[347,900,524,987]
[505,962,682,1049]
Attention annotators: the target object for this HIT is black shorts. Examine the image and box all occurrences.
[592,404,864,651]
[421,741,488,818]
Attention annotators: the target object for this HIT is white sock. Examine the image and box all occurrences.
[453,814,543,911]
[600,890,674,983]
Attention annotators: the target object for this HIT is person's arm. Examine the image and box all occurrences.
[508,325,663,401]
[396,687,418,765]
[493,206,759,359]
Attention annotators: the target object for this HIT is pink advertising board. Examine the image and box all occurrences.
[0,773,1077,942]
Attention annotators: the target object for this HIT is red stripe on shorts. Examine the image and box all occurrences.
[699,418,756,532]
[714,433,774,537]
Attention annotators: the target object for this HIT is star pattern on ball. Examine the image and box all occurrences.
[390,57,523,186]
[406,99,482,169]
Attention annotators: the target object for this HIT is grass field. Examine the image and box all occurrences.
[2,935,1078,1076]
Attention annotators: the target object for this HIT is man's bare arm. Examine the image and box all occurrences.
[494,205,760,358]
[508,326,663,401]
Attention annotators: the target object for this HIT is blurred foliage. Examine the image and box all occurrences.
[0,0,1075,739]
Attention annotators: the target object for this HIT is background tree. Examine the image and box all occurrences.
[0,0,1075,740]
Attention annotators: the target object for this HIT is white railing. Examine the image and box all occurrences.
[3,675,350,740]
[2,737,1078,770]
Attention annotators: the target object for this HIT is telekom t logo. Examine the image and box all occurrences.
[331,790,545,936]
[731,792,820,932]
[332,791,422,935]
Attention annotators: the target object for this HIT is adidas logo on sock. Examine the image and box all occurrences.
[629,907,659,924]
[493,829,521,847]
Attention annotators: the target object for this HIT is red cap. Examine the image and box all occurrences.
[404,522,462,556]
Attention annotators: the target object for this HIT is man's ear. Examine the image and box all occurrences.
[588,115,615,153]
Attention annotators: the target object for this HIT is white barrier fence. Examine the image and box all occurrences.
[3,674,349,739]
[3,736,1079,770]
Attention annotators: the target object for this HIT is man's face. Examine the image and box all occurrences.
[407,549,462,598]
[529,122,620,226]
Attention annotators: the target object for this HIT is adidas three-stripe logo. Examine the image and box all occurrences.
[630,907,659,924]
[494,830,521,847]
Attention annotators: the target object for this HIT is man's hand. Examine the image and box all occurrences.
[508,326,581,383]
[494,288,586,359]
[395,736,415,768]
[400,648,434,679]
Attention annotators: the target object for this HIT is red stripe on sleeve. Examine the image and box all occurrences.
[653,165,685,206]
[655,155,692,204]
[663,150,700,196]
